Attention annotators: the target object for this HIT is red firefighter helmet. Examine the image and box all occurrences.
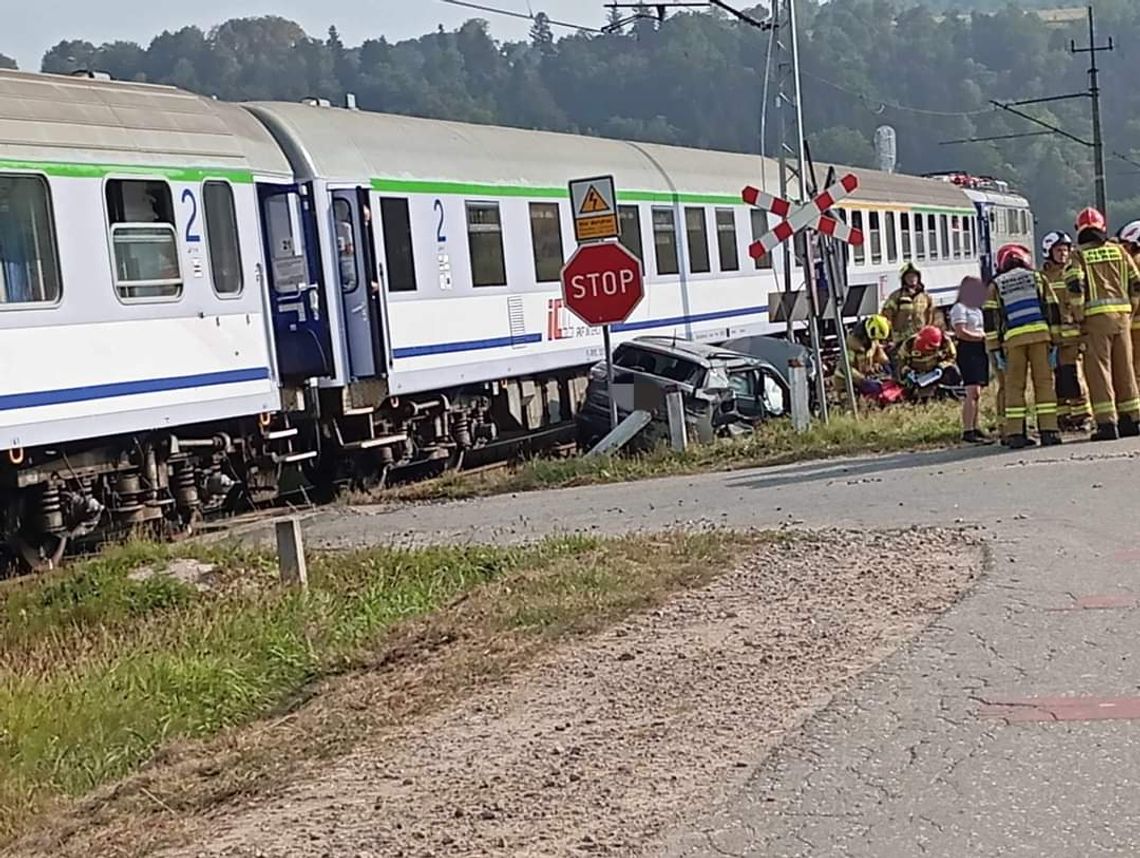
[996,243,1033,273]
[914,325,943,354]
[1075,207,1107,233]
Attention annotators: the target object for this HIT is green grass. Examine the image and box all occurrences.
[0,531,748,848]
[395,399,970,501]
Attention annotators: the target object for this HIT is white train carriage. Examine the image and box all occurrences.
[242,100,987,463]
[0,68,1020,563]
[0,70,307,562]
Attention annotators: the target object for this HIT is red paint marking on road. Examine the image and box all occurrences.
[1048,594,1138,611]
[979,696,1140,723]
[1075,594,1137,610]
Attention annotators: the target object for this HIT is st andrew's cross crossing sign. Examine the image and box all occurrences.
[560,241,644,327]
[743,173,865,260]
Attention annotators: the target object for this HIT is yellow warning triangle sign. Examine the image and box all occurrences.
[579,185,610,214]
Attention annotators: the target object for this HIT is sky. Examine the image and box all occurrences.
[5,0,599,71]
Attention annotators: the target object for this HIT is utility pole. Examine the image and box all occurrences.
[770,0,838,419]
[951,6,1128,220]
[1071,5,1113,217]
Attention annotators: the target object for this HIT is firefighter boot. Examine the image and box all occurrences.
[1006,434,1037,450]
[1040,430,1063,447]
[1120,414,1140,438]
[1092,422,1120,442]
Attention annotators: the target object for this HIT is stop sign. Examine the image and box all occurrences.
[560,241,645,327]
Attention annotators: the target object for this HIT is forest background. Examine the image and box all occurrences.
[4,0,1139,232]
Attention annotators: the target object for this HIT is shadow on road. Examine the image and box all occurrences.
[725,444,1000,494]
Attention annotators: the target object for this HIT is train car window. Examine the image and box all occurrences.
[465,201,507,287]
[900,213,912,259]
[884,212,898,263]
[0,174,62,307]
[105,178,181,300]
[685,207,711,274]
[914,214,926,259]
[652,207,680,276]
[528,202,564,283]
[951,215,962,259]
[750,209,774,270]
[928,215,939,260]
[715,209,739,272]
[850,210,865,265]
[940,215,950,261]
[618,205,643,262]
[202,181,243,296]
[964,216,974,257]
[869,212,883,264]
[378,198,417,293]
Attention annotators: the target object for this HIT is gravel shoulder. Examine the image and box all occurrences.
[165,527,983,858]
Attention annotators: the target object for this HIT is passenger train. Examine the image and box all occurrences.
[0,69,1033,566]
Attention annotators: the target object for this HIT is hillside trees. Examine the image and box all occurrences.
[30,0,1140,230]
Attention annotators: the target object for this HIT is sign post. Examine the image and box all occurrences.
[603,325,618,430]
[563,175,644,433]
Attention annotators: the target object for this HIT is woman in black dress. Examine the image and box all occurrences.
[950,276,990,443]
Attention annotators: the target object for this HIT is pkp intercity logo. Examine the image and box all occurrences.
[546,298,597,341]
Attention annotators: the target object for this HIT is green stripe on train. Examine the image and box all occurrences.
[371,177,977,212]
[0,158,253,184]
[372,178,739,206]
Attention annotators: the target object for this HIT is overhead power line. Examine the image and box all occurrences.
[801,70,994,118]
[438,0,604,33]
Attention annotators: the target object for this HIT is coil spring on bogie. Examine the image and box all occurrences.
[112,472,145,525]
[174,462,200,510]
[38,483,64,534]
[450,413,473,449]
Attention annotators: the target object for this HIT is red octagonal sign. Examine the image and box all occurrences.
[560,241,645,327]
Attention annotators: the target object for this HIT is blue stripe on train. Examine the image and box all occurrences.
[0,367,271,412]
[392,305,769,359]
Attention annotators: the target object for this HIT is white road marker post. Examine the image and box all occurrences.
[276,517,308,590]
[665,387,688,453]
[788,358,811,433]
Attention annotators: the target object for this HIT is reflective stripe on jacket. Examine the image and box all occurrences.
[983,267,1060,350]
[1070,241,1138,317]
[881,287,934,345]
[1041,260,1082,339]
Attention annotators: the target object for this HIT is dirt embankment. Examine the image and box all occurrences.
[161,528,981,858]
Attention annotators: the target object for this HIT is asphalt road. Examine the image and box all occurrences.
[231,438,1140,856]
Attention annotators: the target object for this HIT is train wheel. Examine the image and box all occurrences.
[12,532,68,573]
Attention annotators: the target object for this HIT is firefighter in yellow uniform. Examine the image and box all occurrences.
[1115,220,1140,390]
[896,325,959,395]
[834,315,892,398]
[1069,207,1140,440]
[983,243,1063,449]
[881,262,936,348]
[1039,230,1092,431]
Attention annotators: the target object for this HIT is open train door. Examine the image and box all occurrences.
[330,188,387,380]
[976,203,995,284]
[257,183,336,380]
